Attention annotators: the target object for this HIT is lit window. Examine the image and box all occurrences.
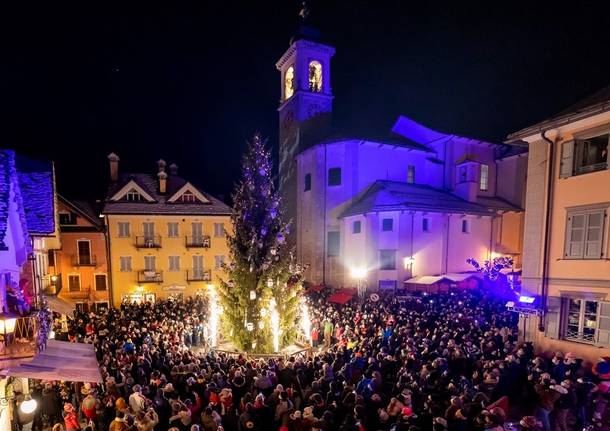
[382,218,393,231]
[285,65,295,99]
[480,164,489,191]
[353,221,361,234]
[565,298,599,343]
[309,61,322,92]
[125,189,143,202]
[328,167,341,186]
[304,173,311,191]
[422,218,430,232]
[407,165,415,184]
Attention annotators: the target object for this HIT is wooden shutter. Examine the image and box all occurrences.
[596,301,610,347]
[545,296,562,339]
[565,213,585,258]
[584,210,605,259]
[559,139,575,178]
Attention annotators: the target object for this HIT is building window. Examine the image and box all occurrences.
[118,222,130,238]
[125,189,143,202]
[382,218,393,232]
[77,240,92,265]
[192,222,203,242]
[379,249,396,270]
[461,219,470,233]
[285,65,295,99]
[193,255,204,275]
[480,164,489,191]
[565,298,599,343]
[143,222,155,240]
[561,133,609,177]
[422,218,430,232]
[177,190,198,203]
[328,167,341,186]
[214,223,225,237]
[308,61,322,92]
[144,255,156,271]
[327,231,340,257]
[59,211,76,225]
[564,207,606,259]
[95,274,107,291]
[169,256,180,272]
[407,165,415,184]
[214,255,225,269]
[353,220,361,234]
[304,173,311,191]
[68,274,80,292]
[167,222,179,238]
[119,256,132,272]
[48,250,56,267]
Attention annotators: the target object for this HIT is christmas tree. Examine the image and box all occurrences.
[216,134,307,353]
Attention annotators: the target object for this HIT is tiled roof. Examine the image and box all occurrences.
[59,195,103,228]
[339,180,522,218]
[15,154,56,235]
[103,172,231,215]
[315,132,434,153]
[507,84,610,141]
[0,150,31,253]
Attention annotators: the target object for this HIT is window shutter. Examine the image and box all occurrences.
[565,213,585,258]
[545,296,562,339]
[596,301,610,347]
[559,139,575,178]
[584,210,605,259]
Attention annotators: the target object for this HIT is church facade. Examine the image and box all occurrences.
[277,28,528,290]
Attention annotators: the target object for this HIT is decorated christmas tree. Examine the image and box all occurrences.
[216,134,307,353]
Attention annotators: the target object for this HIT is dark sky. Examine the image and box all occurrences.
[3,2,610,201]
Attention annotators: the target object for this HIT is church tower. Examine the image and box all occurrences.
[276,23,335,244]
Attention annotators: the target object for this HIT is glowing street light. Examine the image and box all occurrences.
[351,267,367,301]
[403,256,415,269]
[20,395,37,414]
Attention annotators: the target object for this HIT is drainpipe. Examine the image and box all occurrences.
[538,130,556,332]
[104,215,114,308]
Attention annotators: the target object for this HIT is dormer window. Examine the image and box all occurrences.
[285,65,295,99]
[177,190,199,203]
[308,61,322,92]
[125,189,143,202]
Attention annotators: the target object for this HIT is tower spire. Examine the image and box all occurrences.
[298,1,310,21]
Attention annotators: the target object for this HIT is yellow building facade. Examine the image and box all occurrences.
[508,87,610,362]
[103,154,231,307]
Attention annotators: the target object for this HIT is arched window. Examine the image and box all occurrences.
[308,60,322,92]
[284,65,295,99]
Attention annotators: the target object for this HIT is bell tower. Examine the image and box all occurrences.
[276,19,335,244]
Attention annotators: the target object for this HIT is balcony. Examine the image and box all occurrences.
[185,235,210,249]
[137,270,163,283]
[186,269,212,282]
[71,254,97,267]
[135,235,162,249]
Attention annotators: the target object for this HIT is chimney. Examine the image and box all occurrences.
[169,163,178,176]
[157,159,167,193]
[108,153,120,182]
[158,170,168,194]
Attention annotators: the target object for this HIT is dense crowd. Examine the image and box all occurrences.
[15,289,610,431]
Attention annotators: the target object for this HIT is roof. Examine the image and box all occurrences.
[339,180,522,218]
[15,154,56,235]
[58,195,103,228]
[103,172,231,216]
[405,272,481,285]
[507,85,610,141]
[309,131,434,154]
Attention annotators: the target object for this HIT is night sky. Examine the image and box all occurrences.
[3,2,610,202]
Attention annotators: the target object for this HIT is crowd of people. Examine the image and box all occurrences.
[15,289,610,431]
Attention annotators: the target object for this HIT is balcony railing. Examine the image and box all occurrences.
[71,254,97,266]
[185,235,210,248]
[0,316,38,361]
[186,269,212,282]
[137,270,163,283]
[135,235,162,248]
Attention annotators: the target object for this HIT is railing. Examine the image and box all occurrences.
[135,235,162,248]
[0,316,38,361]
[137,270,163,283]
[185,235,210,248]
[71,255,97,266]
[186,269,212,282]
[575,161,608,175]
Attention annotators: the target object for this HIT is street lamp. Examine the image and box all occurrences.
[20,394,37,414]
[350,267,367,301]
[0,312,19,353]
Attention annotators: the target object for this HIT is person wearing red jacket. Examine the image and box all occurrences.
[62,403,80,431]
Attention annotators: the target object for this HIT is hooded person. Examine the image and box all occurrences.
[62,403,80,431]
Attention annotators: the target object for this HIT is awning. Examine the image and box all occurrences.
[405,273,481,285]
[45,295,76,315]
[2,340,102,383]
[328,293,353,305]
